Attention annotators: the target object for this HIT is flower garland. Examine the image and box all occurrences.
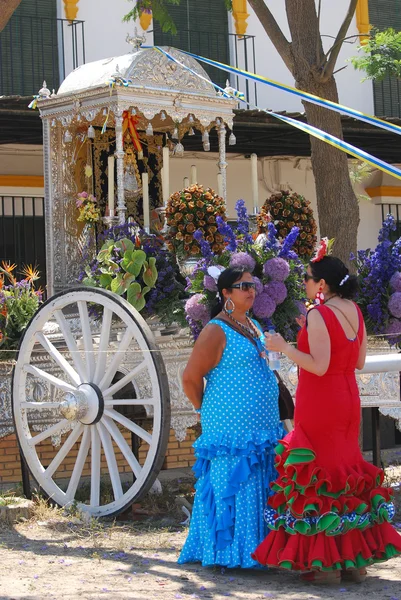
[166,184,226,257]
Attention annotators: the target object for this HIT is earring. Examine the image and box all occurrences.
[315,287,325,305]
[224,298,235,314]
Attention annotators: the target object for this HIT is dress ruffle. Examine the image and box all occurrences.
[252,427,401,570]
[192,426,285,553]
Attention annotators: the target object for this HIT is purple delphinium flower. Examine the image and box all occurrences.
[279,226,300,259]
[264,281,287,305]
[386,318,401,345]
[185,293,209,324]
[217,216,237,252]
[252,293,276,319]
[203,274,218,292]
[253,276,263,295]
[390,271,401,292]
[235,199,253,244]
[265,221,280,251]
[388,292,401,319]
[263,257,290,281]
[229,252,256,272]
[194,229,213,262]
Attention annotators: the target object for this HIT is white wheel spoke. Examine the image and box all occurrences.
[104,398,155,407]
[98,329,133,392]
[96,422,123,501]
[90,426,101,507]
[93,308,113,385]
[102,361,147,398]
[35,332,81,386]
[102,416,142,478]
[45,424,83,478]
[28,419,70,446]
[23,364,76,393]
[20,402,61,410]
[54,310,87,382]
[104,408,152,445]
[65,427,91,503]
[77,301,95,381]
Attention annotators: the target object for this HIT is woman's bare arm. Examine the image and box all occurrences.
[356,322,367,370]
[182,324,225,409]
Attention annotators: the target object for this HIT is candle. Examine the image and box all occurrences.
[251,153,259,212]
[183,177,189,188]
[162,146,169,204]
[142,172,150,231]
[108,155,115,212]
[190,164,197,185]
[217,172,223,198]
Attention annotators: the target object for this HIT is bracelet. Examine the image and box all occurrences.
[195,408,201,414]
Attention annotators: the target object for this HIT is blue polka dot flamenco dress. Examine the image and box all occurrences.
[178,320,285,568]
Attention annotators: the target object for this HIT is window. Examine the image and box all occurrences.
[369,0,401,117]
[153,0,230,88]
[381,203,401,242]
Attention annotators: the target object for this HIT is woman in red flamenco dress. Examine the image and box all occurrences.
[252,251,401,583]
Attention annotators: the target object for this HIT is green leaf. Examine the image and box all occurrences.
[127,282,150,312]
[142,256,158,288]
[99,273,112,288]
[110,274,125,296]
[97,247,112,263]
[115,238,135,253]
[121,249,147,276]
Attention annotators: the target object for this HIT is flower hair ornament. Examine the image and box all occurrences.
[207,265,226,283]
[311,237,335,263]
[339,274,349,287]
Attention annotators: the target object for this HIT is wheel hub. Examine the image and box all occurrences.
[59,383,104,425]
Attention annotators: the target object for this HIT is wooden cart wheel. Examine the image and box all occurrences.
[12,287,170,517]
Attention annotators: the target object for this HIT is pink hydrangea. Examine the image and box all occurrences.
[253,276,263,295]
[229,252,256,272]
[390,271,401,292]
[185,293,209,325]
[388,292,401,319]
[263,257,290,281]
[263,281,287,305]
[252,293,276,319]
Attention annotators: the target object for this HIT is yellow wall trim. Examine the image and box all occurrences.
[232,0,249,37]
[0,175,44,188]
[366,186,401,198]
[356,0,371,44]
[64,0,79,22]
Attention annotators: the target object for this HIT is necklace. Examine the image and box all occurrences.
[323,294,338,305]
[223,310,259,338]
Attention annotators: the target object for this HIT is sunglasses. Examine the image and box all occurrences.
[304,273,315,282]
[230,282,256,291]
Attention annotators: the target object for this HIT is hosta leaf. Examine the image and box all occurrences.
[121,249,146,276]
[142,257,158,288]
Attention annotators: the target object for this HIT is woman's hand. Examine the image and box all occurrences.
[263,331,289,354]
[295,314,306,328]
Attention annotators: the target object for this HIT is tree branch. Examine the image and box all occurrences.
[0,0,22,32]
[247,0,294,74]
[320,0,358,81]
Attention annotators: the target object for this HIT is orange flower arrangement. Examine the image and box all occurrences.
[258,190,317,258]
[166,184,227,257]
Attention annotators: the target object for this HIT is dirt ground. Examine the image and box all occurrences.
[0,454,400,600]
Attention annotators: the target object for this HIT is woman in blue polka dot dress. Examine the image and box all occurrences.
[178,267,285,568]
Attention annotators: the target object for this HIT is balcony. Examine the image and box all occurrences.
[0,16,85,96]
[152,29,258,106]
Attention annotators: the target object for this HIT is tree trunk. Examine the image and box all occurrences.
[0,0,22,32]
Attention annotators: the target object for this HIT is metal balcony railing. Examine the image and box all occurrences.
[0,16,85,96]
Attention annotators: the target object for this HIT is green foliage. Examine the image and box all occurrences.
[83,238,158,311]
[123,0,232,34]
[350,28,401,81]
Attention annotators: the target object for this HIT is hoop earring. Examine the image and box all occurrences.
[224,298,235,314]
[315,287,325,305]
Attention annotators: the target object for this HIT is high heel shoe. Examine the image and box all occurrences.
[300,570,341,584]
[341,568,367,583]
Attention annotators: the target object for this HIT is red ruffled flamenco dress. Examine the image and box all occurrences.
[252,304,401,572]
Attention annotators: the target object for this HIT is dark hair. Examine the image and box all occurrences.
[310,255,358,299]
[210,266,250,319]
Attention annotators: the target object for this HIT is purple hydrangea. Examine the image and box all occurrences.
[263,281,287,305]
[263,257,290,282]
[253,276,264,295]
[203,274,218,292]
[185,293,210,325]
[252,293,276,319]
[386,318,401,345]
[229,252,256,272]
[388,292,401,319]
[295,300,308,316]
[390,271,401,292]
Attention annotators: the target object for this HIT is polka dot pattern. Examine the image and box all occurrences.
[178,319,284,568]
